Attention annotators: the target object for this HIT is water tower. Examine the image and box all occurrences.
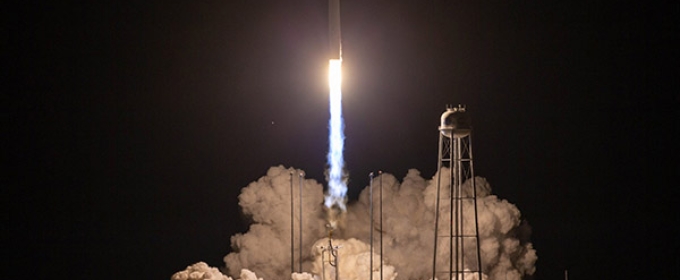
[432,104,484,280]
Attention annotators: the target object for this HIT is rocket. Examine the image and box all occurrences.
[326,0,346,213]
[329,0,342,60]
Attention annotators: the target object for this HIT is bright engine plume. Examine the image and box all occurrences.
[325,0,347,215]
[325,59,346,211]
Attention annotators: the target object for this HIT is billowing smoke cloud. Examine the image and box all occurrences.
[174,165,537,280]
[171,262,261,280]
[222,167,327,278]
[312,238,398,280]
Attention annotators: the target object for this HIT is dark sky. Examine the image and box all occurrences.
[6,1,678,279]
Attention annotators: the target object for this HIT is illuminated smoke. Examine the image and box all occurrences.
[171,262,259,280]
[189,166,537,280]
[325,59,347,212]
[222,166,327,279]
[312,238,398,280]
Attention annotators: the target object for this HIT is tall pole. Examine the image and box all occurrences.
[470,135,483,280]
[289,171,294,274]
[379,170,383,280]
[433,134,444,279]
[321,247,326,280]
[449,140,458,280]
[369,172,374,280]
[299,171,304,272]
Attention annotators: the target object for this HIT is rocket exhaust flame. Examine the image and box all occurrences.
[325,59,347,213]
[324,0,347,221]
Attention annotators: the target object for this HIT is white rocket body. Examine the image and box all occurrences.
[329,0,341,60]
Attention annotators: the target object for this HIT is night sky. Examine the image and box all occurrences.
[7,1,678,279]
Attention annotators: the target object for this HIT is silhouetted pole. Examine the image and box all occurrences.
[369,172,374,280]
[379,171,383,280]
[289,171,294,274]
[299,171,304,272]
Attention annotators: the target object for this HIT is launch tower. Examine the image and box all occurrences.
[432,105,484,280]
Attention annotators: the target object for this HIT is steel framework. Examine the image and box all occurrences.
[432,105,484,280]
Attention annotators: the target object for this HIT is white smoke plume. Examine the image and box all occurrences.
[174,165,537,280]
[312,238,398,280]
[223,166,328,278]
[171,262,262,280]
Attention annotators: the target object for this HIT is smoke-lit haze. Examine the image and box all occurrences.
[172,166,536,280]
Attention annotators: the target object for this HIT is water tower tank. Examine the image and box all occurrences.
[439,104,471,138]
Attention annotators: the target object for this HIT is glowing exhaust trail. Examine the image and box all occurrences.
[325,58,346,211]
[324,0,347,213]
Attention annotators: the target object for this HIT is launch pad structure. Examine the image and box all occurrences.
[319,227,342,280]
[432,105,484,280]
